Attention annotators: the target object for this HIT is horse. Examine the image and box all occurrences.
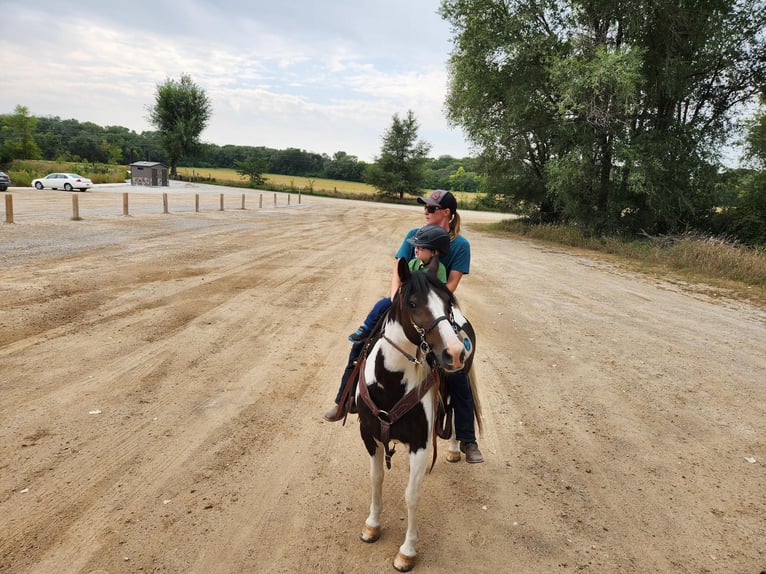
[353,257,473,572]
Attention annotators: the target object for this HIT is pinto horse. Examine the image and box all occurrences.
[354,257,472,572]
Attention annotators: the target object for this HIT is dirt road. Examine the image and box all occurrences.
[1,184,764,573]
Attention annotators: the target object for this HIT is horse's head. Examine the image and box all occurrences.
[392,257,466,372]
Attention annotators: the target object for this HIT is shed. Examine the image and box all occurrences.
[130,161,169,187]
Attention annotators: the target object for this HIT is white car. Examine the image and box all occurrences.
[32,173,93,192]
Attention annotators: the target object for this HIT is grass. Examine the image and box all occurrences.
[7,159,128,186]
[175,166,486,208]
[488,219,766,307]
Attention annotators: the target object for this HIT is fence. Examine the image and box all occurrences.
[2,191,301,224]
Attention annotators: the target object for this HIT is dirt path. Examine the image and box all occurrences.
[1,184,764,573]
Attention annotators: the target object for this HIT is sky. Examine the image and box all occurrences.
[2,0,474,162]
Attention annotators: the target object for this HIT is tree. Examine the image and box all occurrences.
[235,156,268,186]
[0,105,42,162]
[366,110,431,199]
[441,0,766,234]
[148,74,212,176]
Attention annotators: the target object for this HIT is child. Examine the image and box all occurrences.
[348,224,451,342]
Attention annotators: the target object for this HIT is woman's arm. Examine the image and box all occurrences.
[445,269,464,293]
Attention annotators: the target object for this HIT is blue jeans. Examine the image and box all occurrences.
[362,297,391,332]
[335,340,365,404]
[444,369,477,444]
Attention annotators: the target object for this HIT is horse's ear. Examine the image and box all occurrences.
[426,254,440,276]
[397,257,410,283]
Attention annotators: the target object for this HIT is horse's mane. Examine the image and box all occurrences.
[398,268,455,308]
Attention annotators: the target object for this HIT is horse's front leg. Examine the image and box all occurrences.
[394,446,429,572]
[361,445,384,543]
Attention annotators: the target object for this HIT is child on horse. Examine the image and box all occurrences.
[347,224,451,342]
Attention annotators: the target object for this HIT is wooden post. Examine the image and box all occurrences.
[122,192,129,216]
[241,193,245,210]
[195,194,200,212]
[219,193,224,211]
[4,194,13,224]
[162,193,168,214]
[288,194,291,206]
[299,190,301,204]
[273,193,277,207]
[72,193,80,220]
[259,194,263,208]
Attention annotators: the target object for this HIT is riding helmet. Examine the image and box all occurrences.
[406,224,451,256]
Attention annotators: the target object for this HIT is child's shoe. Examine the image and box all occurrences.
[348,326,369,342]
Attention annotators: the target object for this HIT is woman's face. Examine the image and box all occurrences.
[423,205,450,227]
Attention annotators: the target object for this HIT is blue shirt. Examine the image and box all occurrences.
[395,228,470,275]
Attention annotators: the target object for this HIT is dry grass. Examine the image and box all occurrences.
[176,167,377,196]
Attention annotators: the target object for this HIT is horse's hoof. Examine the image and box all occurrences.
[446,450,461,463]
[394,551,416,572]
[360,523,380,543]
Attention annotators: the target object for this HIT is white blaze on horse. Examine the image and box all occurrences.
[353,257,475,572]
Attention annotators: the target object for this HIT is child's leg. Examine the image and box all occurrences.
[362,297,392,331]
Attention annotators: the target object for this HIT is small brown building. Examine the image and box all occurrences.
[130,161,169,187]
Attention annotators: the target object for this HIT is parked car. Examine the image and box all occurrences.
[32,173,93,192]
[0,171,10,191]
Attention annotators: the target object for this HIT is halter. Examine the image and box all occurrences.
[380,287,456,366]
[356,282,458,469]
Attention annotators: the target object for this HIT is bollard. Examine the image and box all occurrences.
[163,193,168,214]
[123,192,129,216]
[259,193,263,208]
[219,193,224,211]
[72,193,80,220]
[4,194,13,224]
[241,193,245,210]
[195,193,200,213]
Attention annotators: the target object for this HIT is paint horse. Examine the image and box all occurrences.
[354,257,472,571]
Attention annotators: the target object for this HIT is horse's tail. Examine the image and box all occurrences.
[467,363,483,436]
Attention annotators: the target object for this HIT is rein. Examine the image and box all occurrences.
[357,295,454,470]
[357,363,442,470]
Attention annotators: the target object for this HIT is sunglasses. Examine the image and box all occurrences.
[424,205,444,213]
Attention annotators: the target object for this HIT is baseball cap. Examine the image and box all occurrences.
[417,189,457,213]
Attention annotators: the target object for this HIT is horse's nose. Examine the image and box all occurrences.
[441,347,465,372]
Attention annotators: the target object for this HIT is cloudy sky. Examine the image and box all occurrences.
[2,0,473,162]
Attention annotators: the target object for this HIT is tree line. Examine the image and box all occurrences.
[0,105,482,193]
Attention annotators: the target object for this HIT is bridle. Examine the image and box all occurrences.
[356,283,459,470]
[381,287,457,366]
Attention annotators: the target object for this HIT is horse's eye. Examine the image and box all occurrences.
[408,300,417,309]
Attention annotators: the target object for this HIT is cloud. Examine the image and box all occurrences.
[1,1,470,161]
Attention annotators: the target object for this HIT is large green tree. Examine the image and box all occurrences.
[441,0,766,234]
[0,105,42,162]
[366,110,431,199]
[148,74,212,176]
